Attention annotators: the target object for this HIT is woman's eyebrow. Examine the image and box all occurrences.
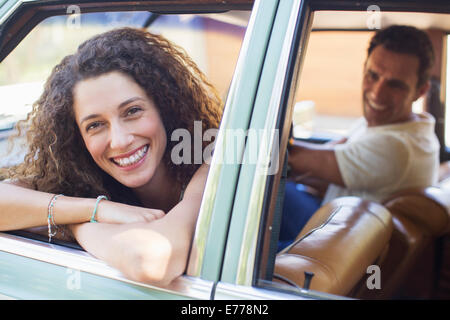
[79,97,145,125]
[117,97,145,110]
[80,113,100,126]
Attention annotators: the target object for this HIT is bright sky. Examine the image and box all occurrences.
[0,81,43,128]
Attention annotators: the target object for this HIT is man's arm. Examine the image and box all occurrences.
[288,139,345,187]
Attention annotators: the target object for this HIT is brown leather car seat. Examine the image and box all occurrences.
[354,186,450,299]
[273,197,393,297]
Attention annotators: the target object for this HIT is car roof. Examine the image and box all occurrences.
[0,0,254,61]
[313,10,450,31]
[1,0,448,63]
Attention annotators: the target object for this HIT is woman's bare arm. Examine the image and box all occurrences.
[70,164,210,287]
[0,181,164,231]
[0,181,95,230]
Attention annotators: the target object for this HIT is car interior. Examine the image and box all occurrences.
[255,8,450,299]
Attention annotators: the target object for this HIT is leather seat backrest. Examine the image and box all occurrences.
[355,186,450,299]
[274,197,393,296]
[382,187,450,237]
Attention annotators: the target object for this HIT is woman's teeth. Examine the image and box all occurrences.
[113,145,148,167]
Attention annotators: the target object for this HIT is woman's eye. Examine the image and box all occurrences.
[86,122,102,132]
[126,106,142,116]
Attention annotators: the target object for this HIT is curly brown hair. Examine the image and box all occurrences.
[3,27,223,204]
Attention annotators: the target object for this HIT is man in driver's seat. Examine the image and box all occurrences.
[279,25,440,251]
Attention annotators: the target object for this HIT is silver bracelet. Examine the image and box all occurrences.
[47,194,63,243]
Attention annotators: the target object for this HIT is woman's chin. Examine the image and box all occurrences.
[108,161,155,189]
[117,177,150,189]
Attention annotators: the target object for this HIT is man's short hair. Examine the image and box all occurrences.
[367,25,435,88]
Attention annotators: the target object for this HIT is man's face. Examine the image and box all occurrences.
[362,45,428,127]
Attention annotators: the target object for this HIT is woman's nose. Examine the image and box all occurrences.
[109,123,133,150]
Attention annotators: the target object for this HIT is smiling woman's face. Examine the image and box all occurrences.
[73,71,168,189]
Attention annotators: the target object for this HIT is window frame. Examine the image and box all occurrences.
[186,0,279,283]
[440,33,449,161]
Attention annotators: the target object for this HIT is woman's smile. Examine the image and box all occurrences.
[111,144,149,169]
[73,71,168,189]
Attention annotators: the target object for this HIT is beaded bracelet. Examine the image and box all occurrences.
[47,194,63,243]
[91,195,108,223]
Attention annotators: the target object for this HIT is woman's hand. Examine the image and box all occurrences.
[95,200,165,224]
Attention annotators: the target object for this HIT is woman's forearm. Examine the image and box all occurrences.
[0,182,95,230]
[71,190,202,286]
[70,217,192,287]
[73,164,207,286]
